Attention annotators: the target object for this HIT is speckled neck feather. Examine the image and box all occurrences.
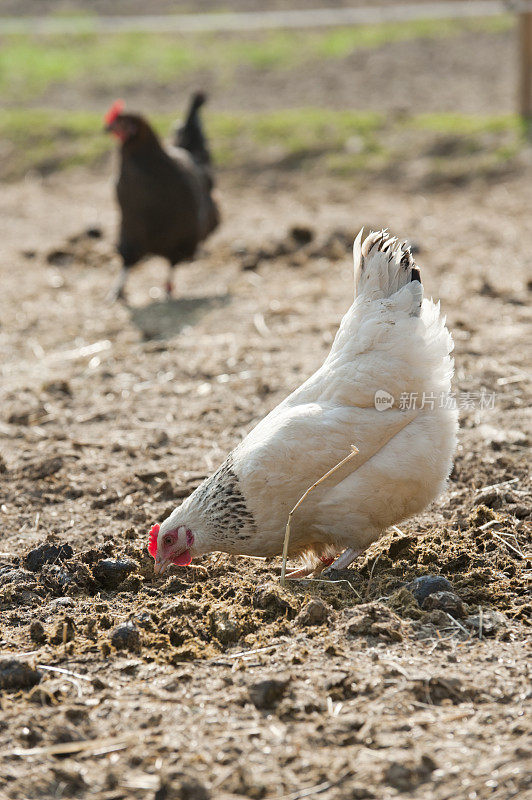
[190,455,256,546]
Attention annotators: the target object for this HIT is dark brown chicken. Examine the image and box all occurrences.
[105,93,219,302]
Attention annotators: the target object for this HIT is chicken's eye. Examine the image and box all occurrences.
[163,535,173,547]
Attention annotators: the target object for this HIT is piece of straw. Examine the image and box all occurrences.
[280,445,359,586]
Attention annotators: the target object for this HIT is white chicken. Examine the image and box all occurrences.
[149,230,458,577]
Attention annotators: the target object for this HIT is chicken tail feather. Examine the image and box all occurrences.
[174,91,211,167]
[353,229,422,314]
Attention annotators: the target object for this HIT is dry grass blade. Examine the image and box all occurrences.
[1,649,40,657]
[365,552,381,599]
[253,312,271,337]
[212,644,278,661]
[37,664,93,681]
[3,736,135,757]
[478,518,501,531]
[444,612,470,636]
[121,775,160,791]
[491,532,525,559]
[280,445,359,586]
[476,477,518,493]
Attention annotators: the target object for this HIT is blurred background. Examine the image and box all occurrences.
[0,0,529,183]
[0,7,531,798]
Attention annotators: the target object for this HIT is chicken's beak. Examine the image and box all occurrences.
[153,556,170,576]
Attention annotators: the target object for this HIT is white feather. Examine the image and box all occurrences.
[159,230,458,565]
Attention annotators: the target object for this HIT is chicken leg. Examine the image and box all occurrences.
[285,555,335,580]
[322,547,363,574]
[165,264,175,298]
[286,546,364,579]
[107,266,129,304]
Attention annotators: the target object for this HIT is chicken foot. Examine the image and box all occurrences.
[285,555,335,580]
[322,547,363,574]
[286,546,363,579]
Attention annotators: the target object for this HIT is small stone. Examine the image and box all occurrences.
[51,724,83,744]
[49,596,76,608]
[289,224,314,246]
[25,456,64,480]
[406,575,453,604]
[384,755,435,792]
[64,706,89,722]
[155,774,210,800]
[412,675,464,704]
[46,249,74,267]
[110,621,141,652]
[295,598,331,626]
[384,762,417,792]
[344,603,404,642]
[465,609,508,637]
[30,620,46,644]
[154,480,175,501]
[253,583,298,618]
[41,564,75,593]
[210,610,241,645]
[351,788,375,799]
[423,609,451,628]
[152,431,169,447]
[92,559,136,590]
[50,765,86,792]
[24,542,73,572]
[49,616,76,645]
[0,567,35,585]
[248,677,290,709]
[42,380,71,397]
[85,226,102,239]
[0,659,41,691]
[422,591,465,618]
[241,254,260,271]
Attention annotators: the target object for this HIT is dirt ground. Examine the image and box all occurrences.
[0,154,531,799]
[0,8,531,797]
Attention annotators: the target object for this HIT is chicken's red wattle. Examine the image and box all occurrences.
[171,550,192,566]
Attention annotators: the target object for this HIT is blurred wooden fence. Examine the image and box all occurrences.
[520,6,532,117]
[1,0,531,118]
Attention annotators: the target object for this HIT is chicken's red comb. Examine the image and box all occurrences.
[148,523,160,558]
[104,99,125,127]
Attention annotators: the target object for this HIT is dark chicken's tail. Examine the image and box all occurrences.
[174,91,211,167]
